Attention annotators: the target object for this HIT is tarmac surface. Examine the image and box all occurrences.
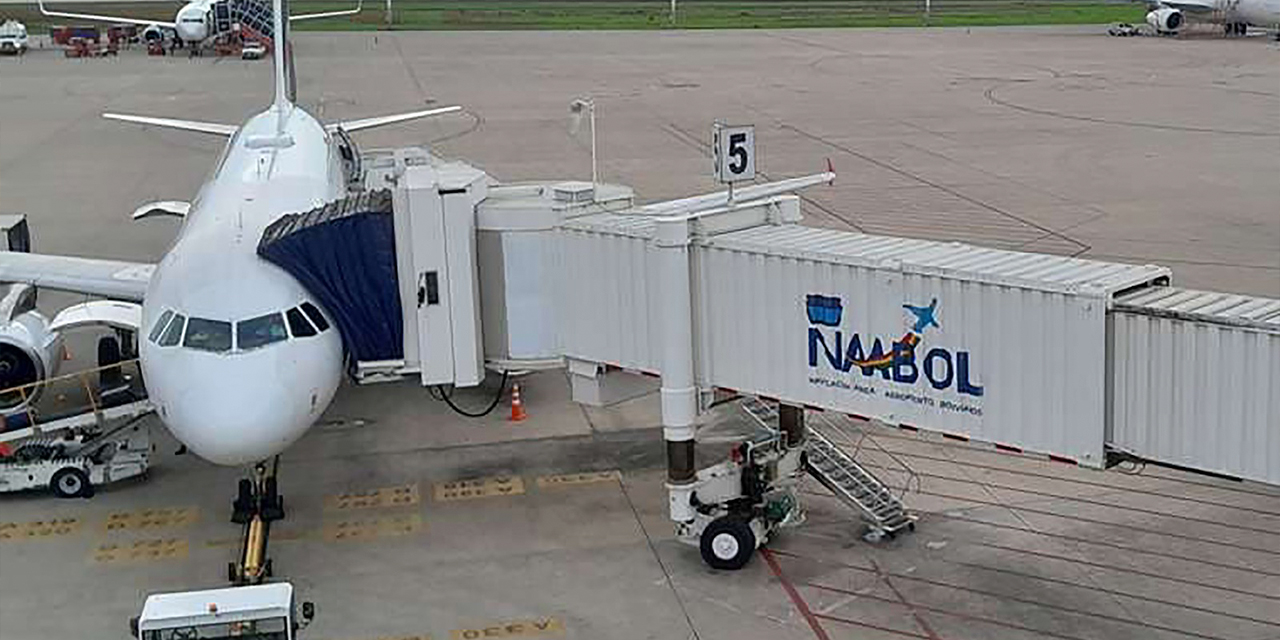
[1,26,1278,640]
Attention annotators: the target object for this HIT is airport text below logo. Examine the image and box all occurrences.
[806,294,984,397]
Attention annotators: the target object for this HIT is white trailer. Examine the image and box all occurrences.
[132,583,315,640]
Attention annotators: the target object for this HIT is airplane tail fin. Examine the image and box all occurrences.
[272,0,363,112]
[273,0,296,110]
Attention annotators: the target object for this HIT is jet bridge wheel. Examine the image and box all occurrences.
[700,516,757,570]
[51,467,91,499]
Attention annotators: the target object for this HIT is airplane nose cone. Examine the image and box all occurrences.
[163,373,314,466]
[145,342,341,466]
[176,24,206,43]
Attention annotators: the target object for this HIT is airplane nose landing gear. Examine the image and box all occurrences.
[229,457,284,585]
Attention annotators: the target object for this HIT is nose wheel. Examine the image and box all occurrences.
[229,457,284,585]
[232,458,285,525]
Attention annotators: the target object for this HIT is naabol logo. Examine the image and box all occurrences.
[806,294,984,397]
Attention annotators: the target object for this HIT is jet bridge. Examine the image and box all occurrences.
[258,139,1279,569]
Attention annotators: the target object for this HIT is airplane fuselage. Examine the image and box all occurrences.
[139,105,345,465]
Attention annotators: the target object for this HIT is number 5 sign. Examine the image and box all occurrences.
[712,123,755,185]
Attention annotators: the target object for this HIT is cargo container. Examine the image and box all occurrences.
[1108,287,1280,484]
[69,25,100,43]
[49,25,70,46]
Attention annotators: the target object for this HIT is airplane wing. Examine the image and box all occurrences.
[38,0,175,27]
[0,253,154,302]
[326,106,462,133]
[290,0,364,21]
[104,113,238,137]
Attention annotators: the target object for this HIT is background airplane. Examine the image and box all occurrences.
[38,0,364,49]
[1145,0,1280,36]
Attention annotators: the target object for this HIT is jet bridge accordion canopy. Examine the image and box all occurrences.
[257,189,403,364]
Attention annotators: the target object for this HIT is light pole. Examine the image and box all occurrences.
[569,97,597,191]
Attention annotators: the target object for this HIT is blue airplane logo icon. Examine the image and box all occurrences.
[903,298,940,334]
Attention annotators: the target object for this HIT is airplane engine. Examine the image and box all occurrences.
[1147,8,1185,32]
[0,284,62,414]
[142,24,164,42]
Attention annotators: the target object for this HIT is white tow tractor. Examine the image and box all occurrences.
[0,415,151,497]
[132,583,315,640]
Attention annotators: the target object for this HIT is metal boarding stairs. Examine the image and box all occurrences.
[213,0,275,48]
[741,398,917,542]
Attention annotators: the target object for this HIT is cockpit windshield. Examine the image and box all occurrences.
[237,313,289,351]
[148,303,329,353]
[184,318,233,353]
[159,314,186,347]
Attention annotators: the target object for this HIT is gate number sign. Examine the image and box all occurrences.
[713,123,755,185]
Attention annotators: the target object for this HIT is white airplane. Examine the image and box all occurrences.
[0,0,458,475]
[1145,0,1280,36]
[38,0,364,49]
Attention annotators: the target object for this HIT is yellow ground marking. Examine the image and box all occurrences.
[103,507,198,532]
[323,514,422,542]
[326,484,420,511]
[450,617,565,639]
[91,538,188,564]
[534,470,621,489]
[338,636,433,640]
[0,517,81,541]
[433,476,526,502]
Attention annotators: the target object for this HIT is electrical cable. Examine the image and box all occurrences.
[433,369,509,418]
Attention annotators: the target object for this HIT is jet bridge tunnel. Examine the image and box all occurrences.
[257,147,1280,536]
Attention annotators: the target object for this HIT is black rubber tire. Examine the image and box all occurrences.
[699,516,756,570]
[51,467,90,499]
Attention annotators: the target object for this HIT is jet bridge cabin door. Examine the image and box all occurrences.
[393,163,488,388]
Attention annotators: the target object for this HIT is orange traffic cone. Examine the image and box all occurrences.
[509,383,527,422]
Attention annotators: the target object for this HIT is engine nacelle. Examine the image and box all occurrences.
[1147,7,1185,32]
[0,285,62,415]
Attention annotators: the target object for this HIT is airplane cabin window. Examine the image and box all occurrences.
[159,314,186,347]
[148,310,174,344]
[237,313,289,351]
[184,318,233,353]
[286,307,317,338]
[300,302,330,332]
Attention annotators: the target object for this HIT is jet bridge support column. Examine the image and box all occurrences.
[655,217,699,522]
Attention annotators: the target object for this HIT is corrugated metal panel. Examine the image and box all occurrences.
[697,238,1112,466]
[558,224,661,372]
[1109,287,1280,484]
[710,226,1170,296]
[1115,286,1280,330]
